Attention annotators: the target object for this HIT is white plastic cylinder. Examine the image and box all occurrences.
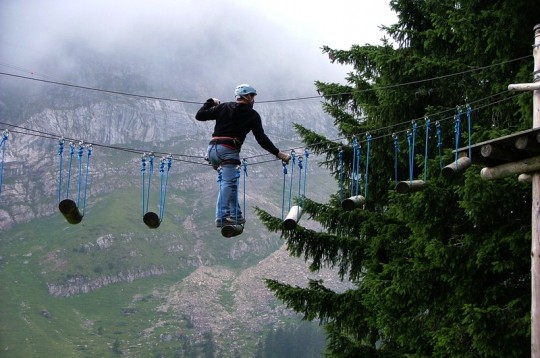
[283,205,303,230]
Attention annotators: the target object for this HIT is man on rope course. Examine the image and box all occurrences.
[196,84,291,228]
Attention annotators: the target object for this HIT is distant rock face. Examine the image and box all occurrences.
[47,265,166,297]
[157,245,353,350]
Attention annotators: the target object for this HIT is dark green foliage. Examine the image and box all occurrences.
[259,1,539,356]
[255,321,326,358]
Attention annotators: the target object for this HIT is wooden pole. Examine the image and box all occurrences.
[509,24,540,357]
[532,23,540,358]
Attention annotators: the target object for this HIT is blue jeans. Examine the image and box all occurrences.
[207,144,242,220]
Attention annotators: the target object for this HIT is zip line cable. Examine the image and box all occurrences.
[0,54,530,105]
[0,91,526,170]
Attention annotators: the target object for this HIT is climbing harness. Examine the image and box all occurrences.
[57,140,92,224]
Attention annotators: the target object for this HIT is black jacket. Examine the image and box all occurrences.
[195,100,279,155]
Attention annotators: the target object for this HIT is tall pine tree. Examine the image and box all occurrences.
[258,1,540,356]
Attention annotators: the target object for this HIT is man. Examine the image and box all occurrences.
[195,84,291,228]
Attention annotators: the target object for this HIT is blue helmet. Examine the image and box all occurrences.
[235,84,257,98]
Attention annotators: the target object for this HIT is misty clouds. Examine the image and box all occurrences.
[0,0,348,102]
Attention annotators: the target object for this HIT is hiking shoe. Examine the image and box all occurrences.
[216,219,226,228]
[226,216,245,225]
[216,216,245,228]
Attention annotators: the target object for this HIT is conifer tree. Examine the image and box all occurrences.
[258,1,540,356]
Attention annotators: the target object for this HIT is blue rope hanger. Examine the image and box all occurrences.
[364,133,372,201]
[392,133,399,184]
[454,107,462,168]
[81,144,92,216]
[141,152,172,227]
[466,104,472,160]
[423,117,430,182]
[281,149,296,220]
[57,138,64,203]
[302,149,309,207]
[407,122,418,183]
[288,149,296,212]
[436,121,443,169]
[158,155,173,221]
[338,146,344,202]
[141,152,155,216]
[350,138,358,198]
[0,130,9,200]
[57,140,92,224]
[281,159,288,220]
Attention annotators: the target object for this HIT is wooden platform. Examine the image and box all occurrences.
[453,127,540,166]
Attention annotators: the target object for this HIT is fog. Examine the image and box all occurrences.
[0,0,385,103]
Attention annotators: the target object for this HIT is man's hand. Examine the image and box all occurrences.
[277,151,291,164]
[205,98,221,107]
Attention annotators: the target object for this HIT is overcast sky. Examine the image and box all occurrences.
[0,0,397,100]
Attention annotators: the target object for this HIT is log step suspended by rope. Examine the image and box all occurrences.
[395,180,426,194]
[441,156,472,179]
[57,140,92,224]
[341,195,365,211]
[280,150,309,230]
[221,224,244,238]
[143,212,160,229]
[394,119,431,194]
[338,134,372,209]
[58,198,83,224]
[141,154,172,229]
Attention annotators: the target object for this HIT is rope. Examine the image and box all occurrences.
[141,154,147,216]
[302,149,309,206]
[436,121,442,169]
[288,150,296,212]
[146,153,155,214]
[76,143,84,207]
[405,121,419,182]
[281,160,288,220]
[350,138,358,197]
[423,117,430,182]
[297,156,303,203]
[66,142,75,198]
[0,130,8,199]
[454,108,462,168]
[466,105,472,159]
[355,144,362,197]
[364,133,372,201]
[392,133,399,184]
[57,138,64,203]
[338,146,343,202]
[81,145,92,216]
[159,155,172,221]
